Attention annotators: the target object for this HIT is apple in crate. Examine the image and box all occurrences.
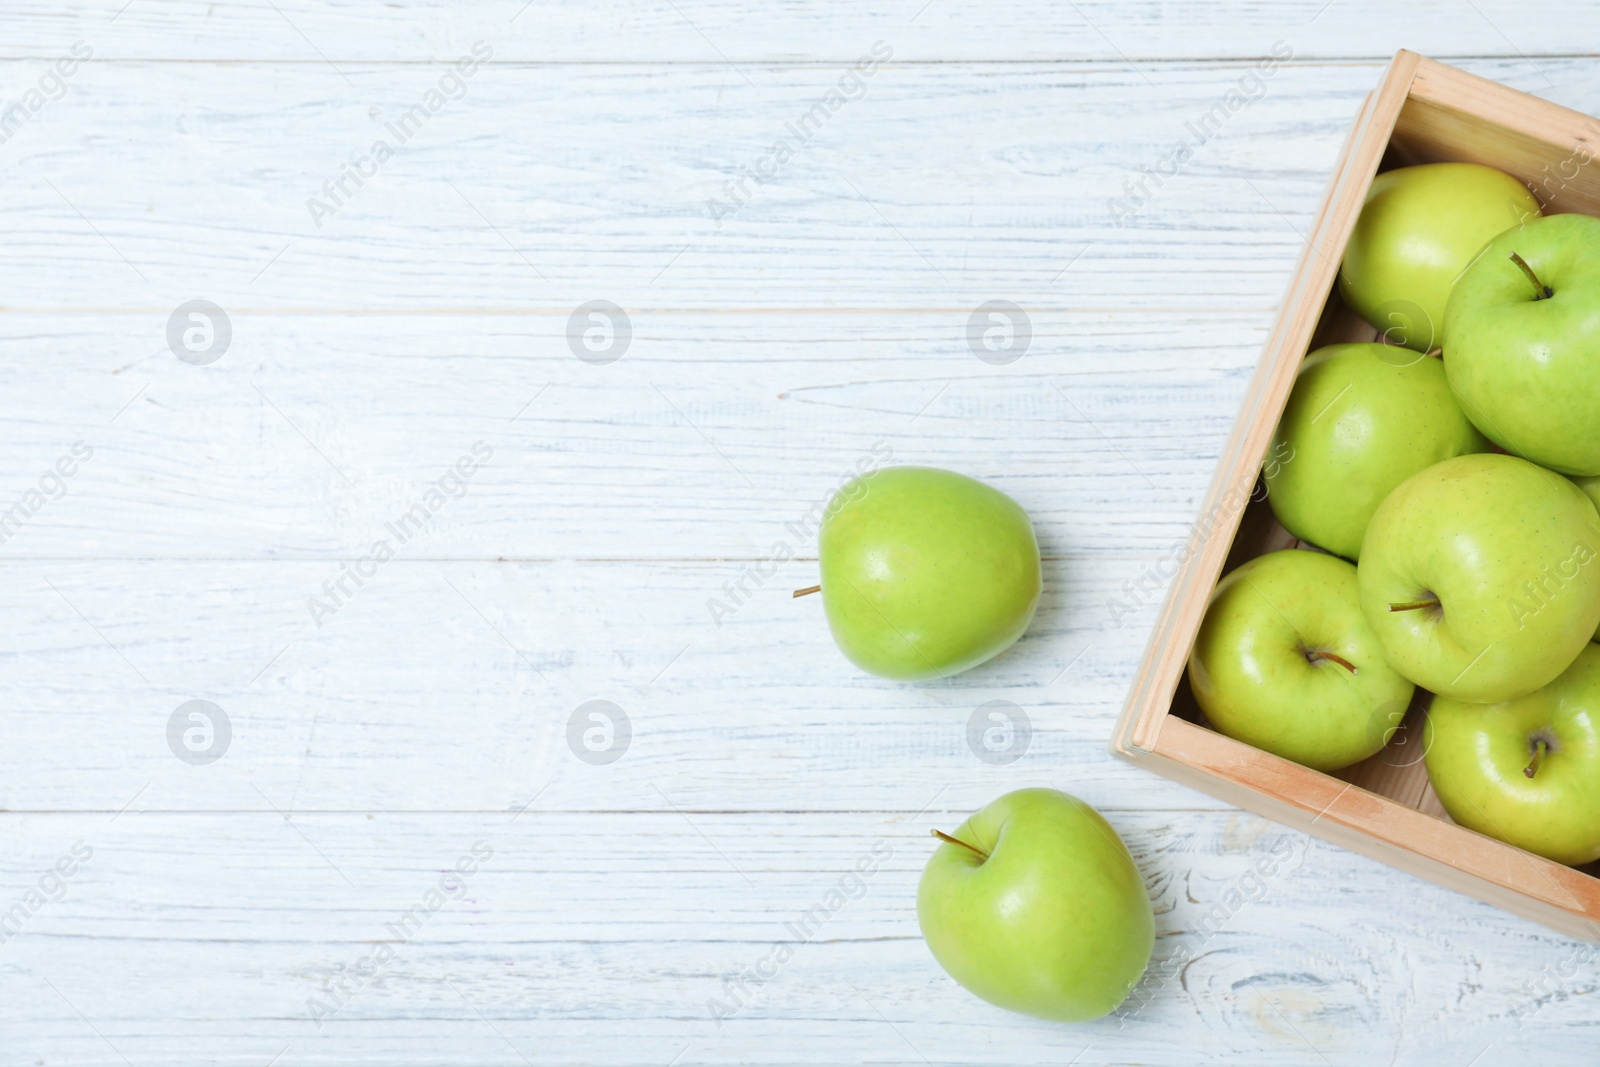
[1425,643,1600,866]
[1357,453,1600,703]
[1188,549,1412,771]
[917,788,1154,1022]
[1445,213,1600,476]
[814,466,1040,680]
[1265,342,1487,560]
[1338,162,1540,351]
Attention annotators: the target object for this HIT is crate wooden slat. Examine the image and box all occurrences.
[1110,50,1600,942]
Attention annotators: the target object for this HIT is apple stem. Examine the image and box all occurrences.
[1509,251,1554,300]
[1307,650,1358,674]
[1388,598,1441,613]
[930,828,990,861]
[1524,738,1549,779]
[792,585,821,598]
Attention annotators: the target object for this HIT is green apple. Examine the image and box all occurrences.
[1444,213,1600,475]
[1339,162,1540,351]
[1189,549,1412,770]
[816,466,1040,680]
[1266,343,1488,559]
[1425,643,1600,866]
[917,788,1153,1022]
[1358,453,1600,703]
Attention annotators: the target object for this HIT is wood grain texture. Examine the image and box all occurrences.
[5,5,1600,1064]
[0,1,1595,62]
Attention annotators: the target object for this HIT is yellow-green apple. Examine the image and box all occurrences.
[1339,162,1540,351]
[1358,453,1600,702]
[1444,213,1600,475]
[1189,549,1412,770]
[1425,643,1600,866]
[917,788,1153,1022]
[816,466,1040,680]
[1266,343,1488,559]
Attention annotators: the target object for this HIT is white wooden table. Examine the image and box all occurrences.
[2,4,1597,1063]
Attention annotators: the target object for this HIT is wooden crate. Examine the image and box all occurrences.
[1110,50,1600,941]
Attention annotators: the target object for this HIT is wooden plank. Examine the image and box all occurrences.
[0,557,1218,813]
[2,57,1370,311]
[0,311,1267,560]
[2,57,1596,315]
[2,2,1599,63]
